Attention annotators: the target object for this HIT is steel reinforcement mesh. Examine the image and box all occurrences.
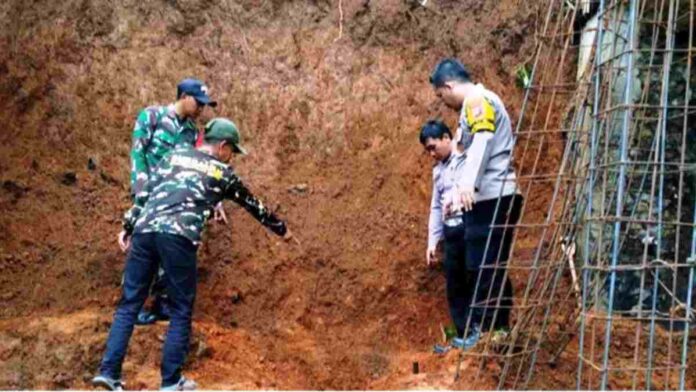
[454,0,696,389]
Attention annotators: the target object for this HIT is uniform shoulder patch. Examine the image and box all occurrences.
[464,93,496,133]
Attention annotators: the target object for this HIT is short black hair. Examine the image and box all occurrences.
[419,120,452,145]
[429,58,471,88]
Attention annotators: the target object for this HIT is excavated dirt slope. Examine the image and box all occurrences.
[0,0,555,389]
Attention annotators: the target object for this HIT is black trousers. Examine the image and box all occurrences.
[442,194,523,337]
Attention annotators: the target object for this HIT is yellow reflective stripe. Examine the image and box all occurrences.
[465,97,496,133]
[471,119,495,133]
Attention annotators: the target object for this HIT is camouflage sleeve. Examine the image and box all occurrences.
[123,179,152,234]
[130,109,156,199]
[123,155,162,233]
[222,171,287,236]
[123,205,141,234]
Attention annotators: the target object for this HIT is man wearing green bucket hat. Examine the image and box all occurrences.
[203,117,247,155]
[94,117,291,391]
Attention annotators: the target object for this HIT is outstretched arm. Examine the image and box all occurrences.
[222,173,287,236]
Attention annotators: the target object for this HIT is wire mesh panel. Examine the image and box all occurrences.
[575,0,695,389]
[455,0,589,388]
[455,0,696,389]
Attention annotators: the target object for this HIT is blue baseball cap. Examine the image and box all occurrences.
[177,78,217,107]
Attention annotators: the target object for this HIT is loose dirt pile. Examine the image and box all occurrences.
[0,0,551,389]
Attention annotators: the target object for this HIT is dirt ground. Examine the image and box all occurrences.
[0,0,585,389]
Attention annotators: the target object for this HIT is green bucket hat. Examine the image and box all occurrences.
[204,118,247,155]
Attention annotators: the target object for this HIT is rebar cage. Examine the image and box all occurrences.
[455,0,696,389]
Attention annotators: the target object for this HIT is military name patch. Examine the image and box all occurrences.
[171,155,224,180]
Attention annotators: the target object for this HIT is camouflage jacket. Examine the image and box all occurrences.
[123,146,287,245]
[130,104,199,199]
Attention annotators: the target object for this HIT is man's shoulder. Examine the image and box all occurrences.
[481,87,505,108]
[172,145,196,155]
[465,87,495,112]
[167,148,232,179]
[141,104,169,116]
[136,105,169,125]
[463,85,498,132]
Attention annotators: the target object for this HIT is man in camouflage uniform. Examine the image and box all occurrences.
[128,78,217,325]
[94,118,290,391]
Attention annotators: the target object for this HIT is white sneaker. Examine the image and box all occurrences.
[161,376,196,391]
[92,374,125,391]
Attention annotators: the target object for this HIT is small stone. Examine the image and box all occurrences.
[0,291,16,301]
[87,158,97,171]
[61,172,77,186]
[288,183,309,194]
[100,171,119,185]
[52,372,73,388]
[2,180,27,201]
[230,289,243,304]
[193,338,211,359]
[0,336,21,361]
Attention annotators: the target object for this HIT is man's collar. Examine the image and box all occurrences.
[166,104,179,119]
[440,152,453,165]
[167,103,192,123]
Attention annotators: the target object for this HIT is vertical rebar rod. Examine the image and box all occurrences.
[512,4,580,384]
[677,2,695,388]
[577,0,605,387]
[626,2,667,387]
[593,5,626,387]
[600,0,638,389]
[646,0,676,387]
[664,2,684,387]
[680,202,696,390]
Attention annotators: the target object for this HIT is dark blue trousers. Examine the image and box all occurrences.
[443,194,522,337]
[99,233,197,387]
